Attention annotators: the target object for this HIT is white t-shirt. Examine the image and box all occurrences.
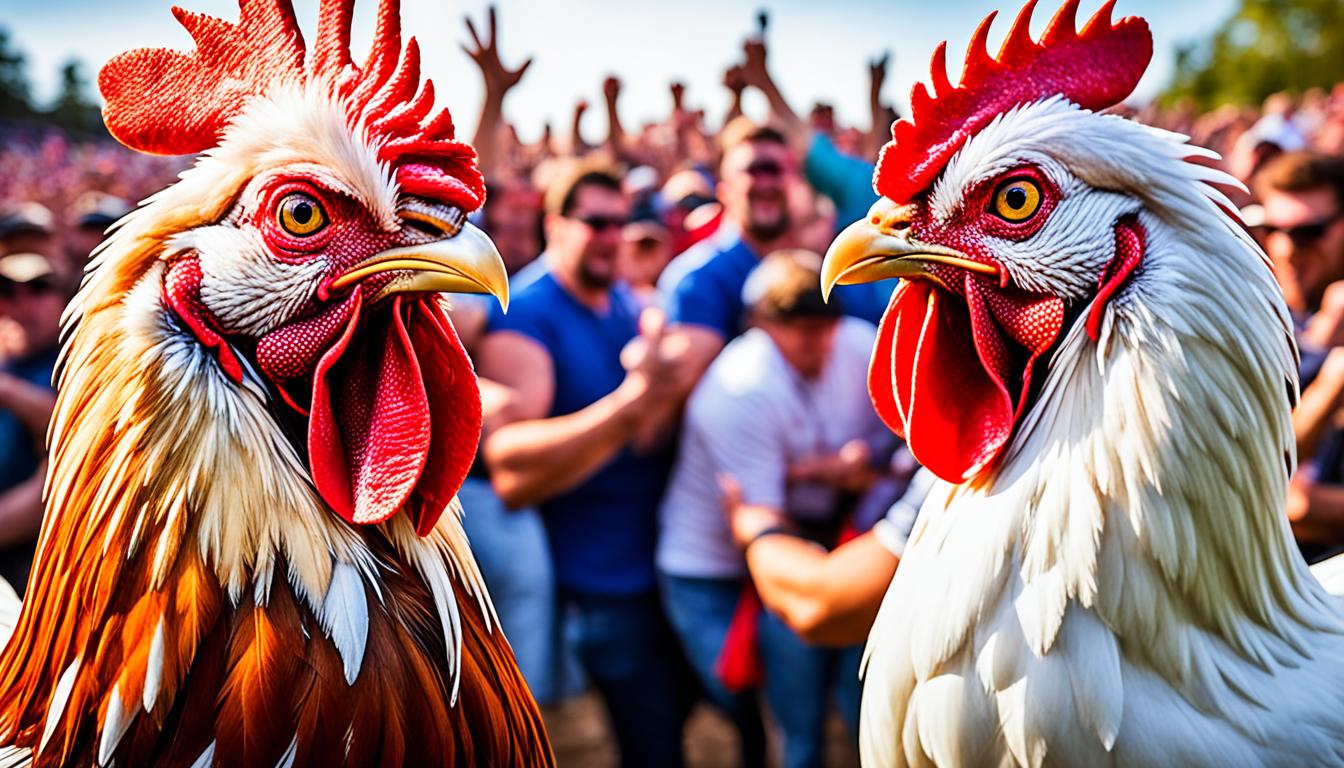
[657,317,895,579]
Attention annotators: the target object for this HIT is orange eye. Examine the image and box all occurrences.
[992,178,1042,222]
[277,193,327,237]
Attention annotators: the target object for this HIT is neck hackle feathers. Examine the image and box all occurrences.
[874,0,1152,204]
[98,0,485,210]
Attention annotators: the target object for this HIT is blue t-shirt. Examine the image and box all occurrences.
[659,229,893,336]
[0,346,56,491]
[0,344,57,592]
[804,132,881,230]
[487,261,671,596]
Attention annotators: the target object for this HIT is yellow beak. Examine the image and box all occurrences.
[821,200,997,300]
[331,222,510,312]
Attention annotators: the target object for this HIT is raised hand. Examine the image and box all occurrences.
[462,5,532,95]
[669,81,686,111]
[603,75,622,105]
[722,65,747,95]
[869,51,890,95]
[741,38,771,90]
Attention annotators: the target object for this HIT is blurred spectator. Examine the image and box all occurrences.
[443,290,577,707]
[618,199,672,307]
[0,253,62,592]
[723,468,935,646]
[658,250,910,767]
[63,191,131,283]
[0,202,57,259]
[1253,152,1344,560]
[477,163,698,766]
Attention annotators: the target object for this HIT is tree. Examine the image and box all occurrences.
[0,28,33,120]
[46,59,104,136]
[1161,0,1344,109]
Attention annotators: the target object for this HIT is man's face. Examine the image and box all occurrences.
[720,140,795,244]
[618,228,671,290]
[547,184,630,291]
[0,278,65,355]
[759,315,839,380]
[1262,186,1344,312]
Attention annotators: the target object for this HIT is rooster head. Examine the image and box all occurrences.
[97,0,507,534]
[822,0,1160,483]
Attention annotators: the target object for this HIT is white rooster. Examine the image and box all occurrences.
[821,0,1344,764]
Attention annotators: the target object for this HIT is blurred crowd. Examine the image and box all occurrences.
[2,6,1344,766]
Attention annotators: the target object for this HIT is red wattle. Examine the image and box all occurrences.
[871,276,1065,483]
[307,295,481,533]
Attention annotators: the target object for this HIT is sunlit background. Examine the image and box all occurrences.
[0,0,1264,139]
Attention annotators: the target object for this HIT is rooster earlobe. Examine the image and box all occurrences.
[1087,214,1146,343]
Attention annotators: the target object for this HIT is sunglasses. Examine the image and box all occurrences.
[1262,214,1342,244]
[744,160,785,178]
[0,278,57,298]
[575,214,628,232]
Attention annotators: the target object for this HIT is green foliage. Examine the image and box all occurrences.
[46,60,104,136]
[0,28,33,120]
[1162,0,1344,109]
[0,27,106,137]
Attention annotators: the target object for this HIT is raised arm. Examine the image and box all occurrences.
[866,51,892,158]
[569,99,590,156]
[478,318,688,509]
[462,5,532,177]
[721,66,746,126]
[602,75,626,158]
[739,37,806,150]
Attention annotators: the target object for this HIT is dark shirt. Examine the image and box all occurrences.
[659,229,892,338]
[487,260,672,596]
[0,344,58,591]
[1293,315,1344,563]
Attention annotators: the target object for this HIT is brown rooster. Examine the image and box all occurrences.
[0,0,553,765]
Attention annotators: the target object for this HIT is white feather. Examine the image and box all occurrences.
[39,658,80,753]
[97,685,131,767]
[860,96,1344,766]
[143,619,166,712]
[319,561,370,685]
[188,741,215,768]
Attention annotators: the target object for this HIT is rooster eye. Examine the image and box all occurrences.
[992,178,1042,222]
[277,193,328,237]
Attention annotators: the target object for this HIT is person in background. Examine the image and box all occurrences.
[723,468,934,646]
[658,250,912,768]
[63,192,131,286]
[619,199,672,307]
[1252,152,1344,559]
[0,253,62,592]
[477,163,699,767]
[0,203,57,261]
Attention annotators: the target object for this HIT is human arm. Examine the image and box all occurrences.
[0,460,46,549]
[721,66,746,125]
[602,76,626,158]
[479,316,688,508]
[0,372,55,442]
[739,38,807,154]
[569,100,589,155]
[866,52,891,158]
[724,477,897,646]
[1293,347,1344,462]
[1287,470,1344,546]
[463,6,533,177]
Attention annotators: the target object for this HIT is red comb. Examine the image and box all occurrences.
[99,0,484,208]
[874,0,1151,204]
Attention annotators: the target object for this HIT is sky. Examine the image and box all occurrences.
[1,0,1237,142]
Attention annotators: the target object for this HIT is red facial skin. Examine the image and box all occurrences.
[162,172,483,535]
[871,165,1145,483]
[871,166,1068,482]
